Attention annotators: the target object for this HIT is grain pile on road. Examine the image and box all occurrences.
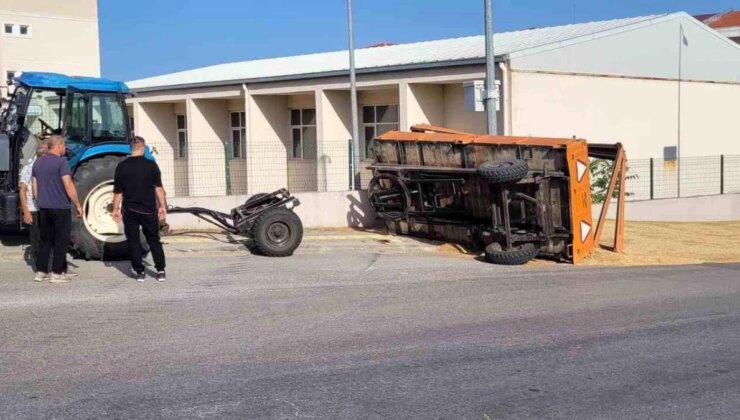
[423,220,740,267]
[582,220,740,266]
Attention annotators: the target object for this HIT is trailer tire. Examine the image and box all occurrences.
[485,242,538,265]
[245,193,270,206]
[71,155,147,260]
[252,207,303,257]
[478,159,529,183]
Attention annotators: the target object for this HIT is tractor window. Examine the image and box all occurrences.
[65,92,88,143]
[91,95,127,143]
[26,89,64,138]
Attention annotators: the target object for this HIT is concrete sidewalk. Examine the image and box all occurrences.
[0,228,452,262]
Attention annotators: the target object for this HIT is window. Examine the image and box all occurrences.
[229,111,246,159]
[176,114,187,159]
[6,71,15,84]
[4,24,12,35]
[19,25,29,36]
[27,89,64,136]
[289,108,316,159]
[65,92,88,143]
[361,104,398,158]
[90,95,127,143]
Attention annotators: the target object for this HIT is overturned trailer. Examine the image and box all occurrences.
[368,125,626,265]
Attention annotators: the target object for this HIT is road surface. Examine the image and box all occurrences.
[0,250,738,419]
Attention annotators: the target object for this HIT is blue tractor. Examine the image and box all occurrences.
[0,72,151,259]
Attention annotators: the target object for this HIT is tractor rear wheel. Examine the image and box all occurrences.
[70,155,147,260]
[251,207,303,257]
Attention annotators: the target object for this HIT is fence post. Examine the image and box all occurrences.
[348,139,354,190]
[720,154,724,195]
[224,143,232,195]
[649,158,654,200]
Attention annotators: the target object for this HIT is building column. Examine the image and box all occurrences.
[316,89,351,191]
[187,98,229,197]
[245,94,289,193]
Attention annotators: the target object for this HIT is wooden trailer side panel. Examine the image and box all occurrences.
[567,141,595,264]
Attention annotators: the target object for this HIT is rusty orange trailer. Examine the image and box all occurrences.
[368,125,626,265]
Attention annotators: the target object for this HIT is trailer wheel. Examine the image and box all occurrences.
[252,207,303,257]
[485,242,538,265]
[478,159,529,183]
[71,155,147,260]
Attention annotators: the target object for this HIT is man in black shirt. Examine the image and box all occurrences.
[112,136,167,281]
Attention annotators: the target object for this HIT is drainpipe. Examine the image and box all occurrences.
[498,60,513,136]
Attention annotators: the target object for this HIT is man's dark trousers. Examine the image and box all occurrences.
[37,209,71,275]
[123,209,165,274]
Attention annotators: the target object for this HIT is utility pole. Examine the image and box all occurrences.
[347,0,360,190]
[484,0,498,135]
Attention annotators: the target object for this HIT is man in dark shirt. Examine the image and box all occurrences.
[112,136,167,281]
[31,135,83,283]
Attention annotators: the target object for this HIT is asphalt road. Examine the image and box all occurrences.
[0,250,739,419]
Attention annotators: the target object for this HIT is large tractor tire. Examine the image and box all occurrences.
[478,159,529,183]
[70,155,146,260]
[251,207,303,257]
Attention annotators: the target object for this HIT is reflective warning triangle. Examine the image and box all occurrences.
[576,160,588,182]
[580,221,592,243]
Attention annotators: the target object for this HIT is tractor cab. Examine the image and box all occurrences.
[0,72,139,259]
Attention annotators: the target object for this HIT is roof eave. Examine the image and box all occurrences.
[129,56,501,93]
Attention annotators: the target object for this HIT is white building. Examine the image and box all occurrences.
[126,12,740,198]
[0,0,101,103]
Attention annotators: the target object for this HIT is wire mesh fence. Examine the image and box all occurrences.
[622,155,740,201]
[156,140,355,198]
[152,139,740,202]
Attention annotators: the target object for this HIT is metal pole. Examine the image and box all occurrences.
[347,0,360,190]
[720,154,725,195]
[677,24,683,198]
[649,158,654,200]
[484,0,498,135]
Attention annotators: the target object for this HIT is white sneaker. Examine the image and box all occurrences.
[49,273,71,284]
[33,272,48,282]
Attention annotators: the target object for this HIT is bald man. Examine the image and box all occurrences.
[32,135,83,283]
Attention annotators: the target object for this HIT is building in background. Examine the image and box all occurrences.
[126,12,740,199]
[0,0,100,104]
[696,11,740,43]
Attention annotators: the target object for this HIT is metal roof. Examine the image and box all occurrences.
[128,14,670,91]
[16,72,129,93]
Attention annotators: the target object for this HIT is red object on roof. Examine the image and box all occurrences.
[368,42,397,48]
[696,11,740,28]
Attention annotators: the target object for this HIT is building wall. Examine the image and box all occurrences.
[133,102,189,197]
[510,71,740,159]
[247,94,289,192]
[188,98,229,196]
[442,83,488,134]
[0,0,100,99]
[402,83,444,130]
[317,89,351,191]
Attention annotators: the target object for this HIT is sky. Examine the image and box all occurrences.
[99,0,737,82]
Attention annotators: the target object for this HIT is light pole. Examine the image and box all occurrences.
[484,0,498,135]
[347,0,360,190]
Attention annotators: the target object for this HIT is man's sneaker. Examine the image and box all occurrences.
[33,272,48,282]
[64,269,79,278]
[156,271,166,282]
[130,268,146,282]
[49,273,71,284]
